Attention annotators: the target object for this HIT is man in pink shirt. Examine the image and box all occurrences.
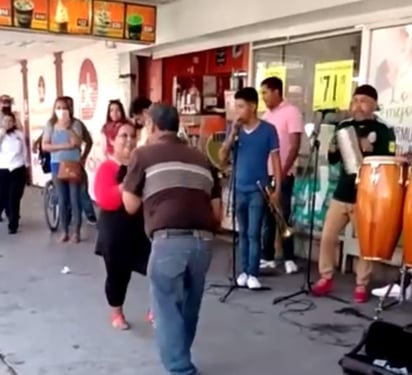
[260,77,304,274]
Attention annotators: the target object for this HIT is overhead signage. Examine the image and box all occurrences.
[49,0,92,34]
[13,0,48,30]
[312,60,354,111]
[0,0,156,43]
[125,3,155,43]
[0,0,12,25]
[92,0,125,39]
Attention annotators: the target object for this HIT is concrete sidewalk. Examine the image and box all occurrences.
[1,188,410,375]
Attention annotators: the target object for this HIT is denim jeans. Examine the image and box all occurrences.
[148,230,213,375]
[262,175,295,261]
[53,175,82,234]
[80,168,96,220]
[236,190,265,276]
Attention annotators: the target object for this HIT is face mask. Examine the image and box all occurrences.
[1,106,11,115]
[55,109,69,120]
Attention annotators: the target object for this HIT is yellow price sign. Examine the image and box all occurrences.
[312,60,354,111]
[256,65,287,112]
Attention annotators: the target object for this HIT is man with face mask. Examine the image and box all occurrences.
[0,95,23,131]
[312,84,396,304]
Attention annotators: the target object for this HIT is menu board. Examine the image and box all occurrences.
[0,0,156,43]
[13,0,48,30]
[125,3,155,43]
[48,0,92,34]
[92,0,124,39]
[0,0,12,25]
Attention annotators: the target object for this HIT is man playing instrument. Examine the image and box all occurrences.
[219,87,282,289]
[312,84,396,303]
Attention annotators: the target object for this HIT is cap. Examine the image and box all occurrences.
[148,103,179,132]
[353,84,378,101]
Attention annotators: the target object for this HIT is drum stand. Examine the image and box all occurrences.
[374,265,411,320]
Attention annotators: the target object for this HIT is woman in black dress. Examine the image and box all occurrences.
[94,121,150,330]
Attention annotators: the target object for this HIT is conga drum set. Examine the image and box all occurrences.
[336,125,411,318]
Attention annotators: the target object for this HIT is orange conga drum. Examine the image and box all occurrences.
[355,156,406,261]
[402,166,412,267]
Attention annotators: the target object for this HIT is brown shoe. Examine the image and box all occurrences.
[70,233,80,244]
[59,233,69,243]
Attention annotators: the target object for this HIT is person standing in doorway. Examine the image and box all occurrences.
[122,103,221,375]
[0,113,29,234]
[260,77,304,274]
[219,87,282,289]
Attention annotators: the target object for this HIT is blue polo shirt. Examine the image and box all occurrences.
[228,120,279,193]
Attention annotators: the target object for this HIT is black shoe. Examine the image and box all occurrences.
[8,228,17,235]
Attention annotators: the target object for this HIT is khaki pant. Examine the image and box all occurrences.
[318,199,373,286]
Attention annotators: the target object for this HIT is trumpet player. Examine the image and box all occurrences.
[219,87,282,289]
[312,84,396,304]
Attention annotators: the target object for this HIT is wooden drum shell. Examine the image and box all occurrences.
[403,167,412,267]
[355,157,405,261]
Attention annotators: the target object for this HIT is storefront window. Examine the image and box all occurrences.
[253,32,362,232]
[254,32,361,122]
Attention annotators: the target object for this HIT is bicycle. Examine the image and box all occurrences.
[43,179,59,232]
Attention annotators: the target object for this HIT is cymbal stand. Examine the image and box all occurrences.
[374,265,410,320]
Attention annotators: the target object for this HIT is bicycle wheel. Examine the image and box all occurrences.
[43,180,59,232]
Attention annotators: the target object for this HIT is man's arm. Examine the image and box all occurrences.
[268,126,282,200]
[218,121,239,166]
[122,150,145,215]
[282,107,303,177]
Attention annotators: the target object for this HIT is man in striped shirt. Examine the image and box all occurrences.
[122,103,221,375]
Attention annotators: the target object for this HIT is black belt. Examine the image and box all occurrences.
[152,229,214,240]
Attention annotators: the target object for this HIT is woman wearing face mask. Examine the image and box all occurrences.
[101,100,128,158]
[94,122,151,330]
[41,97,84,243]
[0,113,29,234]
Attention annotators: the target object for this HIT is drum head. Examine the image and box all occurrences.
[363,156,398,165]
[206,131,225,170]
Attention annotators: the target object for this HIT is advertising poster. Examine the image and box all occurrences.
[0,0,12,25]
[292,124,340,232]
[92,0,125,38]
[368,24,412,154]
[13,0,48,30]
[49,0,92,34]
[125,3,155,43]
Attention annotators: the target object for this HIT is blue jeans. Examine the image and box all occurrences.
[148,230,213,375]
[80,168,96,220]
[236,190,265,276]
[53,175,82,234]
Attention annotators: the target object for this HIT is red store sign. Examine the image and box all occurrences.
[78,59,98,121]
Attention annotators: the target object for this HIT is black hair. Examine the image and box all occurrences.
[61,96,74,111]
[234,87,259,105]
[106,100,127,123]
[129,97,152,117]
[261,77,283,96]
[149,103,179,132]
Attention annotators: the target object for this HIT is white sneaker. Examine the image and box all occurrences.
[285,260,298,275]
[371,283,412,299]
[247,276,262,290]
[260,260,276,269]
[236,273,248,287]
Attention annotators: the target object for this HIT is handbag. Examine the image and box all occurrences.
[57,161,82,183]
[339,320,412,374]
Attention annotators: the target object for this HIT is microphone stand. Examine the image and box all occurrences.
[209,134,241,303]
[273,109,348,305]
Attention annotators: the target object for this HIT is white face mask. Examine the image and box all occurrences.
[55,109,69,121]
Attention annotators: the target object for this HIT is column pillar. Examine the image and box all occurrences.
[19,59,32,183]
[54,51,63,96]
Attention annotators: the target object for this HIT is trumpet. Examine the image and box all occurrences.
[256,180,293,238]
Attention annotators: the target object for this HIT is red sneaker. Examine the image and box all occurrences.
[111,311,129,330]
[354,286,368,304]
[312,278,334,296]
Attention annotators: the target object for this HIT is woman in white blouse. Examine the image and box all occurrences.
[0,112,29,234]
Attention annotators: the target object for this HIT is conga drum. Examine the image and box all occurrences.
[355,156,406,261]
[402,166,412,267]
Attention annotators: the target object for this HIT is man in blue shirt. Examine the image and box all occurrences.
[219,87,282,289]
